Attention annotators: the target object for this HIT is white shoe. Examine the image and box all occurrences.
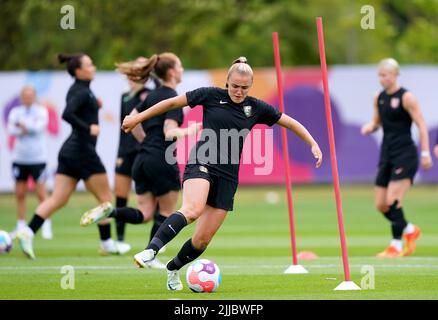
[80,202,113,227]
[133,249,155,268]
[115,241,131,255]
[41,219,53,240]
[167,269,183,291]
[145,257,166,269]
[99,239,119,256]
[16,226,35,259]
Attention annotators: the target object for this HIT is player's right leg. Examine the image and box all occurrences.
[14,180,27,234]
[17,174,77,259]
[114,173,131,245]
[134,177,210,268]
[165,205,227,291]
[35,180,53,240]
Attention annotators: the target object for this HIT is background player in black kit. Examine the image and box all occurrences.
[361,58,432,257]
[121,57,323,290]
[17,53,123,259]
[80,53,200,268]
[113,76,160,251]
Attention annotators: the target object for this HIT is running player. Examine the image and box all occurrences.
[17,53,129,259]
[113,77,159,250]
[361,58,432,257]
[120,57,323,290]
[80,53,200,268]
[7,85,53,240]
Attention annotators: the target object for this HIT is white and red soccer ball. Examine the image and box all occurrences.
[0,230,12,254]
[186,259,221,293]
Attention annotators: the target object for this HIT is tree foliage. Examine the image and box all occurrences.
[1,0,438,70]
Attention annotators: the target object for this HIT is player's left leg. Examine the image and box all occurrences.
[165,205,227,291]
[14,181,27,232]
[84,173,122,255]
[114,173,132,242]
[385,178,420,256]
[35,181,53,240]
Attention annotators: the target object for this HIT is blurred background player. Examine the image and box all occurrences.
[434,135,438,167]
[113,75,160,251]
[121,57,322,290]
[7,85,53,240]
[80,52,201,268]
[17,53,129,259]
[361,58,432,257]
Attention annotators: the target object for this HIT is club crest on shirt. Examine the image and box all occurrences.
[140,91,148,101]
[390,97,400,109]
[243,105,252,117]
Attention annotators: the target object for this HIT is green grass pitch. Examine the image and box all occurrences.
[1,185,437,300]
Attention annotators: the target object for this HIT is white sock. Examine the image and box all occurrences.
[403,223,415,234]
[16,220,27,230]
[390,239,403,251]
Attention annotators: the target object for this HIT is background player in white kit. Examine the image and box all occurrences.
[7,85,53,240]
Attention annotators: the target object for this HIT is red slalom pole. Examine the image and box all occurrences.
[272,32,300,270]
[316,17,360,290]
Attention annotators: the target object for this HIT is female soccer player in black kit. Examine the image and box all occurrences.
[361,58,432,257]
[113,77,160,250]
[121,57,323,290]
[80,53,200,268]
[17,53,124,259]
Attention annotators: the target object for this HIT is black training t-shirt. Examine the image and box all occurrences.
[117,88,149,157]
[136,86,183,154]
[61,79,100,155]
[186,87,282,182]
[377,87,415,158]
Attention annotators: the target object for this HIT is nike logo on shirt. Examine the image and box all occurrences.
[219,100,228,104]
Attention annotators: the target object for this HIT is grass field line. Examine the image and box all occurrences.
[1,264,438,271]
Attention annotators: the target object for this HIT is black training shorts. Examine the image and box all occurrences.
[132,151,181,196]
[375,150,418,187]
[12,163,47,183]
[115,152,138,177]
[57,151,106,181]
[182,163,238,212]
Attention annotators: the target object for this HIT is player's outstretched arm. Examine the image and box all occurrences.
[403,92,432,170]
[122,94,188,133]
[276,113,322,168]
[164,120,202,140]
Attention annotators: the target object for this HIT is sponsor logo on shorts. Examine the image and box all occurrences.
[116,157,123,167]
[12,166,20,178]
[199,165,208,173]
[394,167,403,175]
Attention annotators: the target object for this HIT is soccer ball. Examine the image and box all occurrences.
[0,230,12,254]
[186,259,221,293]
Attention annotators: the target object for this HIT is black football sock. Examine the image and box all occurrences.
[389,201,408,240]
[167,239,205,271]
[147,211,187,253]
[383,209,394,222]
[98,224,111,241]
[115,197,128,241]
[149,205,167,243]
[28,214,45,234]
[110,207,144,224]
